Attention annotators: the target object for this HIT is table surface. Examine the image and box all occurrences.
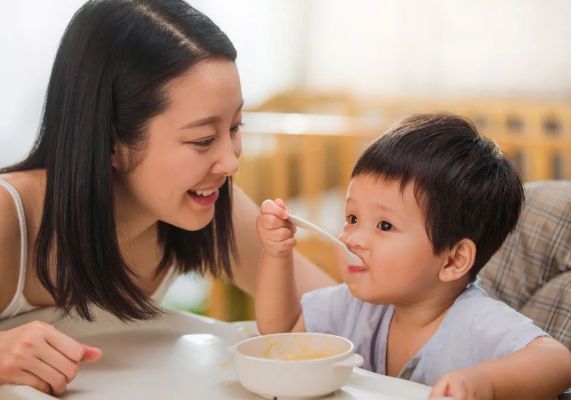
[0,307,431,400]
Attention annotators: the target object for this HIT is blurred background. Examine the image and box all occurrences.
[1,0,570,321]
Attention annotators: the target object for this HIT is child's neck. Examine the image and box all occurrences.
[385,281,468,377]
[392,279,469,329]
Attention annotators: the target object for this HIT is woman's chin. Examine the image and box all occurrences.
[164,210,215,231]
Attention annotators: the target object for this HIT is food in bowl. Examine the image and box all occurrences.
[262,336,343,361]
[231,332,363,399]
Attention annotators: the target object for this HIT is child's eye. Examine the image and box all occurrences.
[189,137,215,147]
[346,214,358,224]
[377,221,393,231]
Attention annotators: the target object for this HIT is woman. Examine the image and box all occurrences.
[0,0,334,395]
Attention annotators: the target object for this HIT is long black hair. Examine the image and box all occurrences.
[1,0,238,321]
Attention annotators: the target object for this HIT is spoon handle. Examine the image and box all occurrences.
[288,214,363,266]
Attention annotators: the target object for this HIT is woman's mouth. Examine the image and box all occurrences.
[187,188,220,206]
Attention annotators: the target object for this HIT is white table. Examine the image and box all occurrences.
[0,307,431,399]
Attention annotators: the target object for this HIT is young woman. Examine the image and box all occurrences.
[0,0,334,395]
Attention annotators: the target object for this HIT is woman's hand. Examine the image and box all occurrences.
[256,198,297,258]
[0,321,101,396]
[430,367,494,400]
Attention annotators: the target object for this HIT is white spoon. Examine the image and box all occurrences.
[288,213,364,266]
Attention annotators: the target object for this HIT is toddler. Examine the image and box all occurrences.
[255,114,571,399]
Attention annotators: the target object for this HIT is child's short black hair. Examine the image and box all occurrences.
[352,113,524,281]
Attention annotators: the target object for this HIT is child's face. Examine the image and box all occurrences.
[338,174,448,305]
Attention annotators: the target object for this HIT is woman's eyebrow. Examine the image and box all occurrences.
[178,116,219,130]
[178,101,244,130]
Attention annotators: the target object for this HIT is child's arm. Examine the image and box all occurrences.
[255,199,306,334]
[430,336,571,400]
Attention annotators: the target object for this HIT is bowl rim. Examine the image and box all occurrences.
[234,332,355,364]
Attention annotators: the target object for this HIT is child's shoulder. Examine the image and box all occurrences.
[447,283,545,339]
[454,283,514,311]
[452,283,521,319]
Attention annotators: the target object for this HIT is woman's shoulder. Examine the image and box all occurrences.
[0,169,47,314]
[0,170,46,229]
[0,169,46,196]
[0,171,42,313]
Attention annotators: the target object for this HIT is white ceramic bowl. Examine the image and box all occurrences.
[231,332,364,399]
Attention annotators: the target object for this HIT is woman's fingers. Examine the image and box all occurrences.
[24,357,68,396]
[80,345,102,362]
[13,370,51,394]
[0,321,102,396]
[37,341,80,383]
[44,325,97,363]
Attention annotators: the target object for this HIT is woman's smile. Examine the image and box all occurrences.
[187,188,220,206]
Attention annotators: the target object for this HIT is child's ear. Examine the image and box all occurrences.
[438,238,476,282]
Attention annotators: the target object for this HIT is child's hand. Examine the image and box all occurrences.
[429,367,494,400]
[256,198,297,258]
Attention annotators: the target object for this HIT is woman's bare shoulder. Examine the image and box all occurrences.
[0,170,46,232]
[0,169,46,199]
[0,170,46,312]
[0,177,25,313]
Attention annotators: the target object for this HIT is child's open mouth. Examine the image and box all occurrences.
[187,189,219,206]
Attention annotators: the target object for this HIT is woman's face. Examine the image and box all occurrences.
[113,59,243,231]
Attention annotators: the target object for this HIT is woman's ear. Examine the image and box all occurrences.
[439,238,476,282]
[111,142,119,169]
[111,141,128,171]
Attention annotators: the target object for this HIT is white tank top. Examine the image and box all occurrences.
[0,177,177,320]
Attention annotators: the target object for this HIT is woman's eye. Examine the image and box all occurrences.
[346,214,357,224]
[190,137,215,147]
[377,221,393,231]
[230,122,243,134]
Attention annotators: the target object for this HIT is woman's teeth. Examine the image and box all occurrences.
[191,189,216,197]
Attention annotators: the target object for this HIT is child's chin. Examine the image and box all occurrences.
[346,282,366,297]
[346,283,384,304]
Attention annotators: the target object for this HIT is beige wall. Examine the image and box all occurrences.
[303,0,571,99]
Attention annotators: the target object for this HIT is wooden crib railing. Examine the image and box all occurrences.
[205,95,571,321]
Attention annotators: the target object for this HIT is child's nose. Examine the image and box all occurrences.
[343,229,367,252]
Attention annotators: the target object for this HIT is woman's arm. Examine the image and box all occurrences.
[230,185,335,296]
[0,178,102,396]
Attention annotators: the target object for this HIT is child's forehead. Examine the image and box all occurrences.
[348,174,410,195]
[346,174,427,212]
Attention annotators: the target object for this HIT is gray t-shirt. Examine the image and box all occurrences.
[301,283,547,386]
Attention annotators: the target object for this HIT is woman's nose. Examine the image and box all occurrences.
[213,134,241,176]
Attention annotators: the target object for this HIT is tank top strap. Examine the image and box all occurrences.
[0,179,29,311]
